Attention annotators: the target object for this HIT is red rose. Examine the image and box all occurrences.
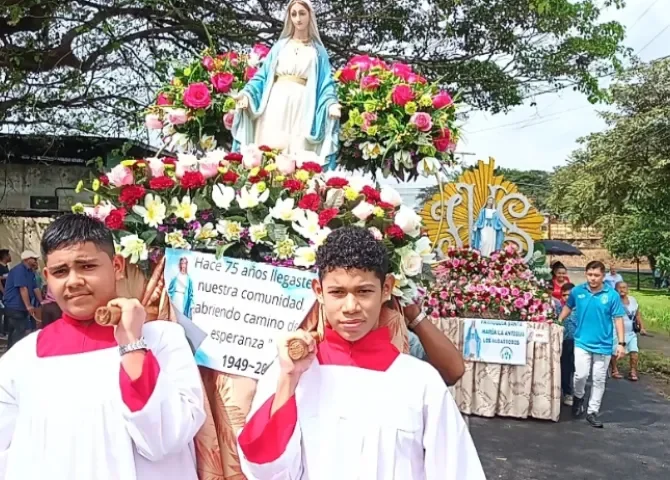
[283,179,304,193]
[360,75,381,90]
[377,201,395,210]
[156,92,172,106]
[180,171,206,189]
[298,193,321,212]
[361,185,381,203]
[326,177,349,188]
[318,208,339,227]
[248,169,268,184]
[211,72,234,93]
[99,174,109,186]
[338,67,358,83]
[118,185,146,206]
[259,145,272,152]
[434,128,452,152]
[225,152,243,163]
[149,176,175,190]
[391,84,414,107]
[245,66,258,81]
[105,208,127,230]
[385,225,405,240]
[221,170,239,184]
[301,162,322,174]
[202,56,215,71]
[183,82,212,109]
[162,157,177,165]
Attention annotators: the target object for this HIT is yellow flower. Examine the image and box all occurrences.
[121,159,137,167]
[218,166,227,174]
[173,78,182,87]
[275,175,286,183]
[404,102,418,115]
[224,97,236,110]
[373,206,385,217]
[93,194,100,206]
[91,179,100,192]
[249,167,260,177]
[183,67,192,76]
[75,180,84,193]
[419,94,433,107]
[256,181,267,193]
[367,125,378,136]
[265,163,277,172]
[364,100,376,112]
[344,187,359,201]
[334,70,342,80]
[295,170,310,182]
[71,203,85,214]
[275,238,296,260]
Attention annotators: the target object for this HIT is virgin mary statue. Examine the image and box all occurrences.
[232,0,341,165]
[471,197,505,256]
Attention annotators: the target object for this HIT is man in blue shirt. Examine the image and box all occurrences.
[559,260,625,428]
[0,249,11,338]
[3,250,43,348]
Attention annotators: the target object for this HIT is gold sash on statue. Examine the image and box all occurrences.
[275,74,308,86]
[125,258,409,480]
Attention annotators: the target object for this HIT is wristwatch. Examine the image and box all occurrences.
[618,342,627,347]
[407,311,427,330]
[119,338,148,356]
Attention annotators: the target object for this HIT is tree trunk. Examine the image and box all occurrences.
[636,258,641,291]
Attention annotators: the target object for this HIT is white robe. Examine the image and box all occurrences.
[237,329,486,480]
[0,319,205,480]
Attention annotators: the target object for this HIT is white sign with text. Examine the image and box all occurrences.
[164,248,316,379]
[462,318,528,366]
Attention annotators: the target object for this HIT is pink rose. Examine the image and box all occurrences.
[434,128,451,152]
[218,51,239,66]
[145,114,163,130]
[245,66,258,81]
[275,154,296,175]
[391,84,414,106]
[183,82,212,109]
[223,111,235,130]
[167,108,188,125]
[198,158,220,179]
[156,92,172,106]
[407,73,426,84]
[202,56,215,71]
[360,75,381,90]
[338,67,358,83]
[241,144,263,169]
[361,112,377,132]
[410,112,433,132]
[211,72,234,93]
[433,90,453,109]
[392,62,413,81]
[147,157,165,177]
[252,43,271,59]
[107,164,134,187]
[348,55,373,72]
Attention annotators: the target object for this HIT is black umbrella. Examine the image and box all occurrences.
[540,240,583,256]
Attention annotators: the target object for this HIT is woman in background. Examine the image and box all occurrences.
[610,281,646,382]
[551,261,570,301]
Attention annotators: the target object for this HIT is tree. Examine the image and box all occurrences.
[548,58,670,270]
[417,166,554,211]
[1,0,628,136]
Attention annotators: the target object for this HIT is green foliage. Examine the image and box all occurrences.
[549,58,670,264]
[0,0,629,136]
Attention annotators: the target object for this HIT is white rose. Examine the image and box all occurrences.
[212,184,235,209]
[394,206,422,238]
[400,249,423,277]
[380,186,402,207]
[352,201,375,221]
[175,153,199,179]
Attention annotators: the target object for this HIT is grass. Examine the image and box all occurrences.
[619,272,670,334]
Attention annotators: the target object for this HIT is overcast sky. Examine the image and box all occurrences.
[459,0,670,172]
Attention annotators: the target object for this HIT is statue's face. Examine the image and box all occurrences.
[486,198,494,208]
[290,2,310,33]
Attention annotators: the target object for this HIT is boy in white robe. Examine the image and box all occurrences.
[238,226,486,480]
[0,214,205,480]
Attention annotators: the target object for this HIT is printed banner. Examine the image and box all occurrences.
[462,318,528,366]
[164,248,316,379]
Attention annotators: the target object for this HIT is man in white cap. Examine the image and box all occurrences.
[2,250,43,348]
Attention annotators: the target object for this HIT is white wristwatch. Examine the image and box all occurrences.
[118,338,148,356]
[408,311,427,330]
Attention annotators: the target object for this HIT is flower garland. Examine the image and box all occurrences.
[425,246,556,322]
[336,55,459,180]
[75,146,434,304]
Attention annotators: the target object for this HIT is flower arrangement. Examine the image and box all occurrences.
[335,55,459,181]
[144,44,271,153]
[75,146,434,304]
[425,246,556,322]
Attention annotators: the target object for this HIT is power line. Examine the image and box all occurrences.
[630,0,662,31]
[637,23,670,55]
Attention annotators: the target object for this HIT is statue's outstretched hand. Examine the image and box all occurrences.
[328,103,341,119]
[235,94,249,110]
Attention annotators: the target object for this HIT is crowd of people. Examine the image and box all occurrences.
[551,261,647,428]
[0,214,484,479]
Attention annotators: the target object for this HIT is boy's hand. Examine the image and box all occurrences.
[108,298,146,345]
[277,330,316,378]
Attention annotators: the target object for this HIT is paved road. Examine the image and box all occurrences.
[469,377,670,480]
